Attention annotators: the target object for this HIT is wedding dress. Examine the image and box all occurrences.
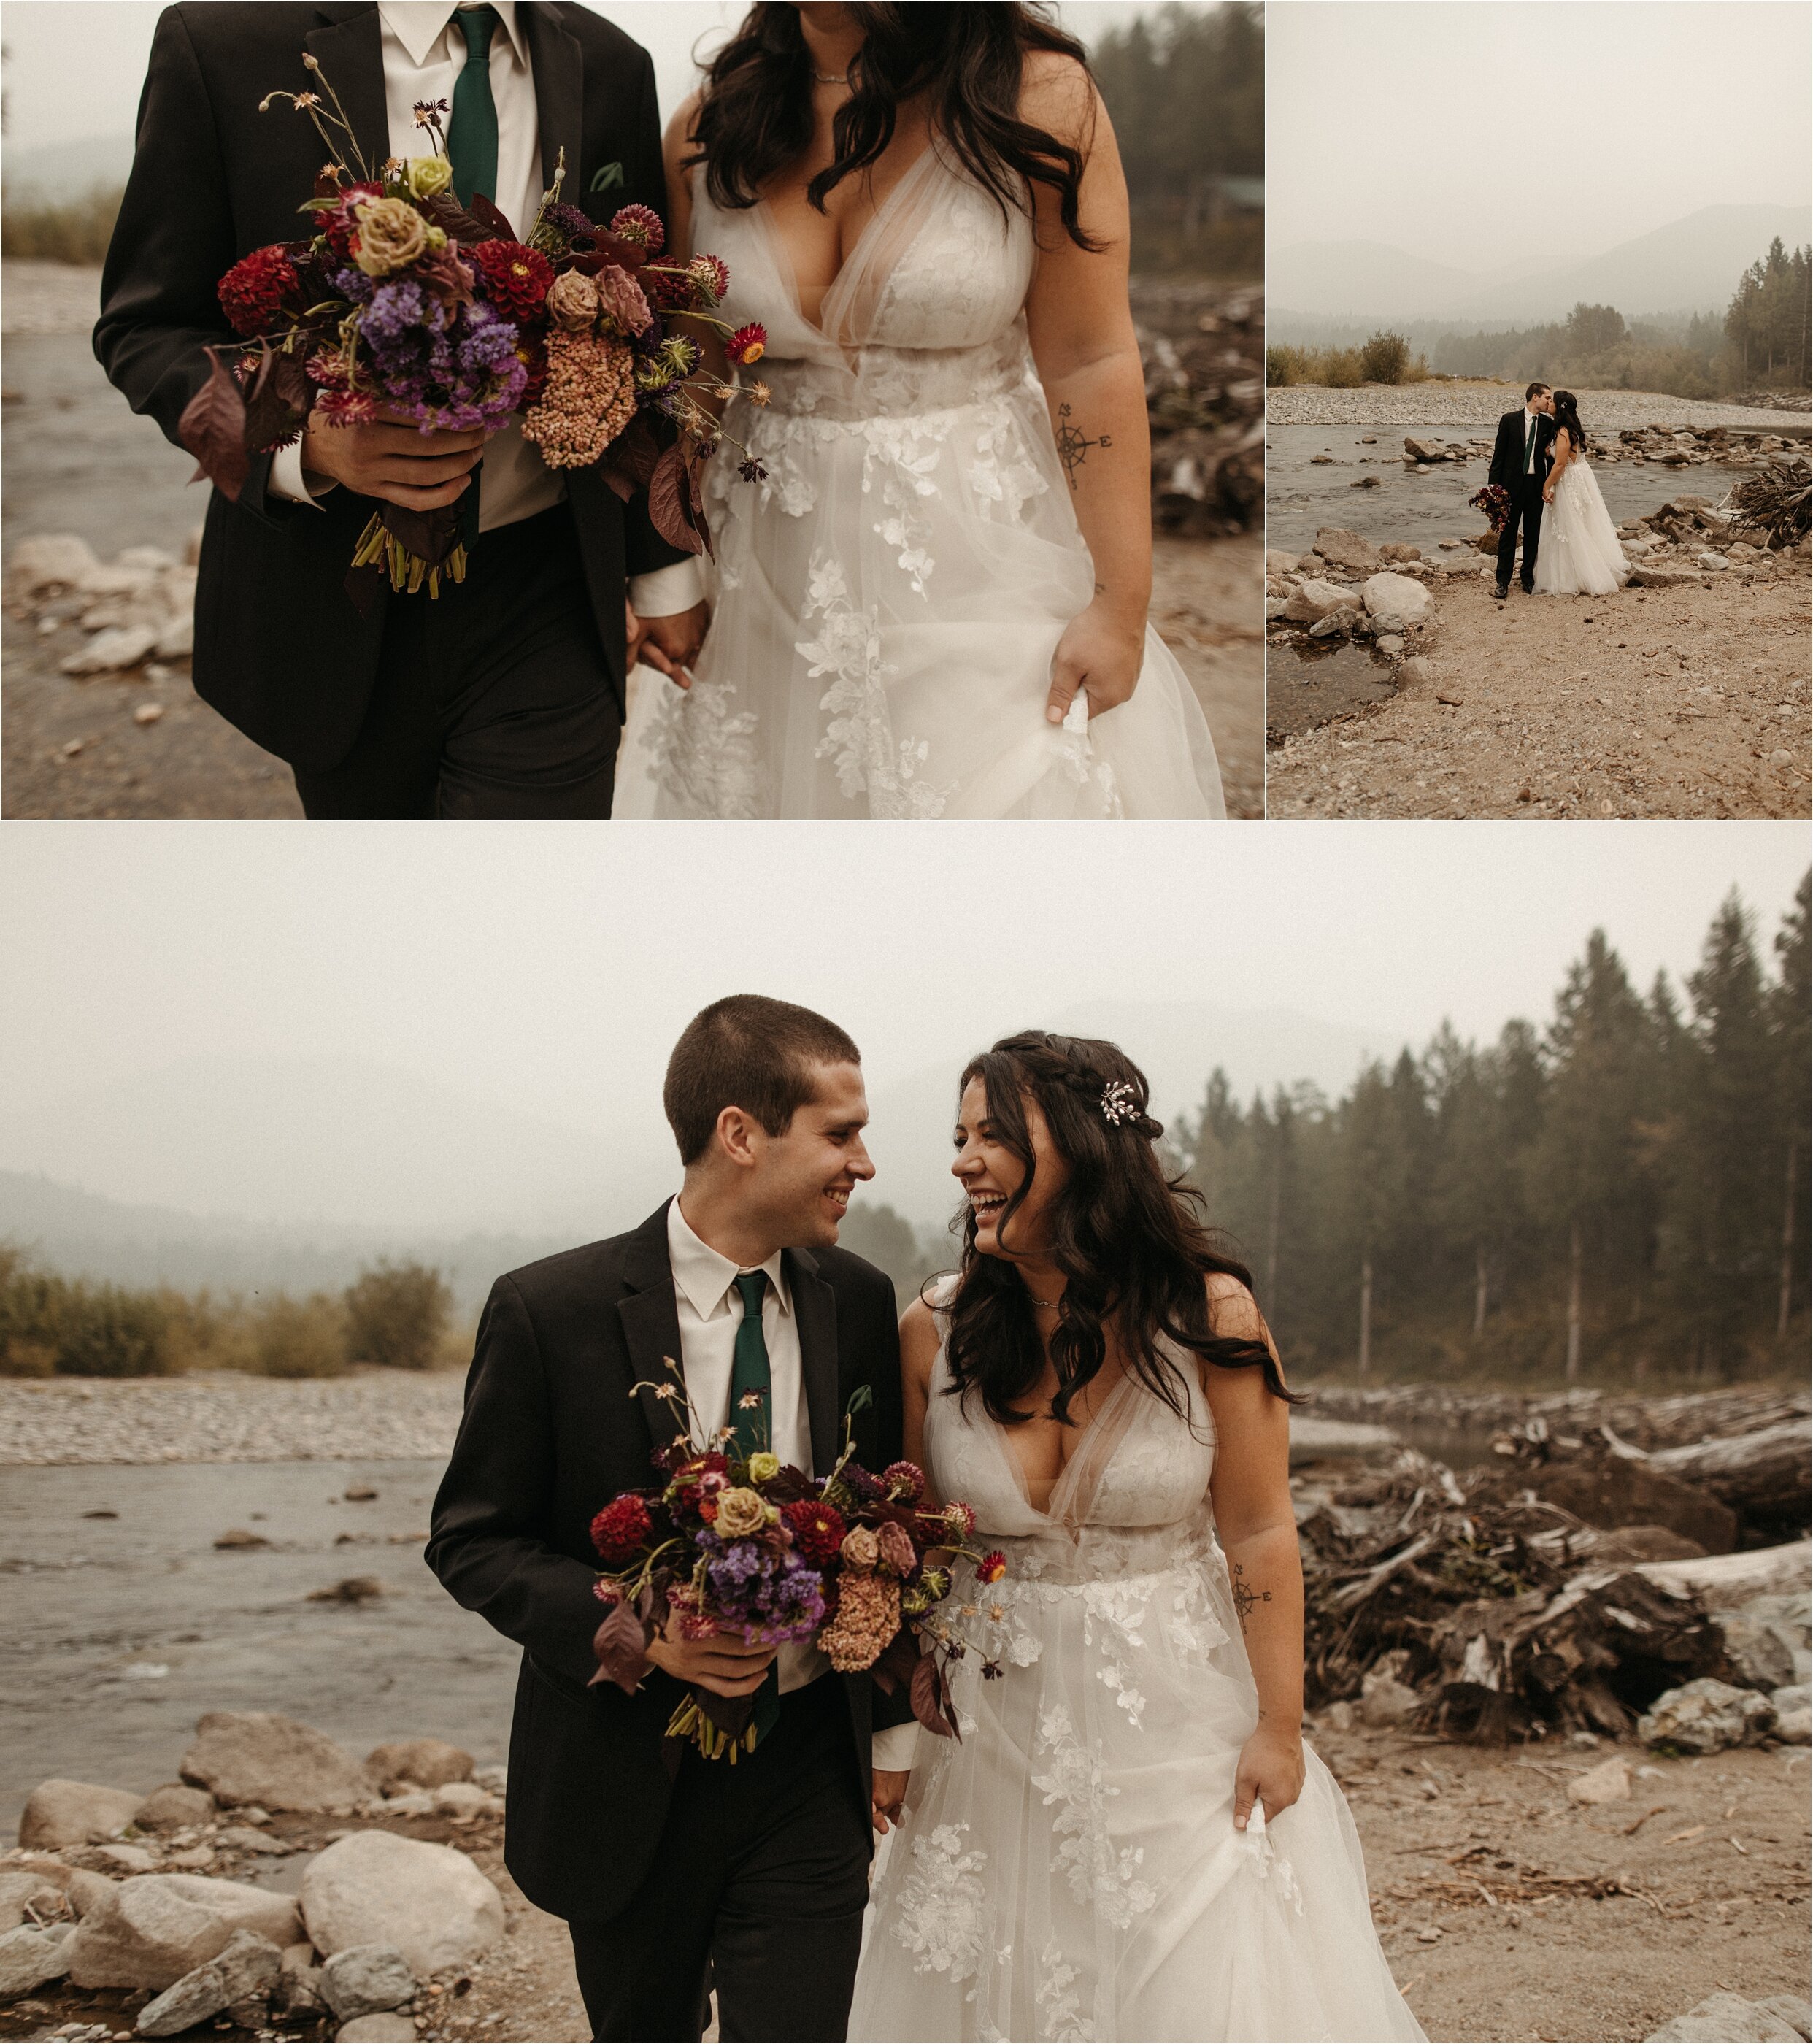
[848,1287,1425,2044]
[1533,447,1630,597]
[616,146,1225,818]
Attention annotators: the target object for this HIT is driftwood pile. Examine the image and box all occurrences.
[1727,456,1813,548]
[1296,1387,1811,1742]
[1131,279,1262,537]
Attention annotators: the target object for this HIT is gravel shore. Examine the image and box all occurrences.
[1268,380,1812,432]
[0,1370,466,1466]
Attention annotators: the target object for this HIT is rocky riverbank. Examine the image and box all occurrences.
[0,1374,465,1468]
[1268,380,1812,432]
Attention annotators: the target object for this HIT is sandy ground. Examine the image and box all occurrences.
[1267,380,1812,432]
[8,1730,1805,2044]
[1267,566,1812,819]
[1152,529,1263,818]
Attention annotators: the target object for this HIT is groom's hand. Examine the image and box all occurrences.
[644,1622,776,1698]
[871,1769,910,1836]
[301,404,485,510]
[636,602,712,690]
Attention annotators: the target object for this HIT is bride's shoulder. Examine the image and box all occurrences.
[663,90,704,177]
[1018,46,1101,147]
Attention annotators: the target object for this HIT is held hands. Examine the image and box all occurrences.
[301,404,485,511]
[1233,1722,1305,1832]
[1045,594,1147,726]
[642,1617,776,1699]
[633,600,712,689]
[871,1768,910,1837]
[1542,483,1556,504]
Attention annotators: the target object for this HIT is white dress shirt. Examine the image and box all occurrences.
[270,0,703,617]
[665,1198,920,1771]
[1525,404,1541,474]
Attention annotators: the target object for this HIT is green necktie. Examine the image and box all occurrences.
[448,5,500,210]
[728,1272,772,1460]
[728,1269,781,1748]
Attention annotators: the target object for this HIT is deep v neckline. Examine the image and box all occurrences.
[752,143,943,339]
[982,1364,1142,1526]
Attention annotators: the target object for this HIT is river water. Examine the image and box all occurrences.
[0,1459,518,1843]
[1266,423,1755,556]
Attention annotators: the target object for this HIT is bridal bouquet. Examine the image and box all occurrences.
[588,1381,1003,1761]
[1469,483,1514,534]
[180,56,768,595]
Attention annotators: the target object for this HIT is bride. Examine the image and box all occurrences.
[1533,390,1630,598]
[849,1033,1425,2043]
[617,2,1224,818]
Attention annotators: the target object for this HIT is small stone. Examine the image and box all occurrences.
[1639,1677,1777,1754]
[19,1782,145,1852]
[4,534,101,601]
[364,1743,473,1795]
[319,1945,416,2020]
[134,1786,215,1835]
[212,1529,269,1551]
[430,1783,498,1821]
[1400,658,1432,684]
[60,626,158,676]
[134,1929,281,2038]
[1643,1990,1806,2041]
[1375,634,1405,657]
[0,1924,72,2002]
[0,1872,66,1932]
[1566,1755,1631,1805]
[308,1577,384,1604]
[92,1846,156,1877]
[1698,552,1729,572]
[133,702,165,726]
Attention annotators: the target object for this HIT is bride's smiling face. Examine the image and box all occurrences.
[952,1075,1070,1262]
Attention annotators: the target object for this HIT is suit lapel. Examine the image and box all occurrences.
[304,7,390,179]
[788,1249,842,1477]
[519,1,585,197]
[618,1202,690,1456]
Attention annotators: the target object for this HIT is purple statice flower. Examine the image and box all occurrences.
[698,1534,828,1645]
[363,277,436,345]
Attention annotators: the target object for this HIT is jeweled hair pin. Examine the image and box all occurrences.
[1099,1079,1141,1126]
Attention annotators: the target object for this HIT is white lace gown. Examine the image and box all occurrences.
[617,146,1225,818]
[849,1300,1425,2044]
[1533,451,1630,597]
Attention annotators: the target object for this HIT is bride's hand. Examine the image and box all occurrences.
[1233,1722,1305,1830]
[1542,482,1556,503]
[1045,596,1146,725]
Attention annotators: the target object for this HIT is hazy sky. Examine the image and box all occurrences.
[1269,1,1812,272]
[2,819,1804,1153]
[0,1,1169,158]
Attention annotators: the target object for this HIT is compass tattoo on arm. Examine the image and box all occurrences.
[1055,402,1111,491]
[1231,1561,1271,1636]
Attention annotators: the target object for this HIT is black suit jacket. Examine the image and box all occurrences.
[1489,407,1556,493]
[94,4,690,772]
[426,1202,912,1924]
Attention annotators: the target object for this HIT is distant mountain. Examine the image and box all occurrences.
[1271,203,1812,325]
[2,134,136,199]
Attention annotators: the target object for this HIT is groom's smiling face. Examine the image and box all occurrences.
[742,1059,874,1248]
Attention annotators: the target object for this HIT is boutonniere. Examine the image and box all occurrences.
[589,162,624,194]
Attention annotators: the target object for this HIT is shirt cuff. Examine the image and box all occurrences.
[269,438,334,508]
[870,1721,920,1772]
[628,559,705,618]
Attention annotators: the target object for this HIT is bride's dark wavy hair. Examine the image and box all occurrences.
[1552,389,1590,453]
[687,4,1101,252]
[938,1032,1304,1430]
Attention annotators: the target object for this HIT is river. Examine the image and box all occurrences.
[1266,423,1755,556]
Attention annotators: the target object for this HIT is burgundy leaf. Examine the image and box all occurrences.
[242,342,306,454]
[648,443,704,556]
[694,1686,758,1743]
[910,1652,960,1737]
[177,345,251,502]
[380,499,463,571]
[587,1602,651,1694]
[468,193,515,240]
[421,191,490,245]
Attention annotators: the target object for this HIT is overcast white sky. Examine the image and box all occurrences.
[0,1,1169,158]
[1269,1,1811,272]
[2,818,1803,1126]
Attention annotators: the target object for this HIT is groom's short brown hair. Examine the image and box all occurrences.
[665,996,862,1164]
[1525,380,1550,402]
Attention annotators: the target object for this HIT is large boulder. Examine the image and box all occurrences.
[4,534,100,602]
[363,1740,473,1794]
[18,1778,145,1850]
[319,1944,416,2020]
[134,1928,282,2038]
[1312,526,1384,573]
[1360,572,1433,631]
[134,1783,218,1834]
[68,1875,300,1991]
[1638,1677,1776,1755]
[0,1923,74,2002]
[1281,576,1354,625]
[180,1711,369,1813]
[301,1830,502,1979]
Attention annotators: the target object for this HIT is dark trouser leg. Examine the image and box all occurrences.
[1496,497,1523,589]
[566,1680,870,2044]
[1518,483,1545,589]
[291,505,623,819]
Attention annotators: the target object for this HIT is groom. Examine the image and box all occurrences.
[96,3,708,818]
[427,996,917,2043]
[1489,380,1556,599]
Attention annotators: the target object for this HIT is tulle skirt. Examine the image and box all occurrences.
[1534,460,1630,598]
[615,358,1224,820]
[847,1539,1425,2044]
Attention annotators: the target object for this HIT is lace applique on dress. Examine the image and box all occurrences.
[890,1821,990,1980]
[1035,1937,1090,2044]
[645,677,763,819]
[1031,1705,1158,1929]
[797,553,947,817]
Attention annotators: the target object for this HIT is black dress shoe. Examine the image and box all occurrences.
[1520,580,1535,594]
[1494,582,1509,599]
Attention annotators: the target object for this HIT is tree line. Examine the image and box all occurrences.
[1178,878,1809,1386]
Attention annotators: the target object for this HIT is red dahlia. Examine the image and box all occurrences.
[783,1497,848,1565]
[590,1493,653,1564]
[219,245,301,337]
[608,202,666,256]
[470,239,555,321]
